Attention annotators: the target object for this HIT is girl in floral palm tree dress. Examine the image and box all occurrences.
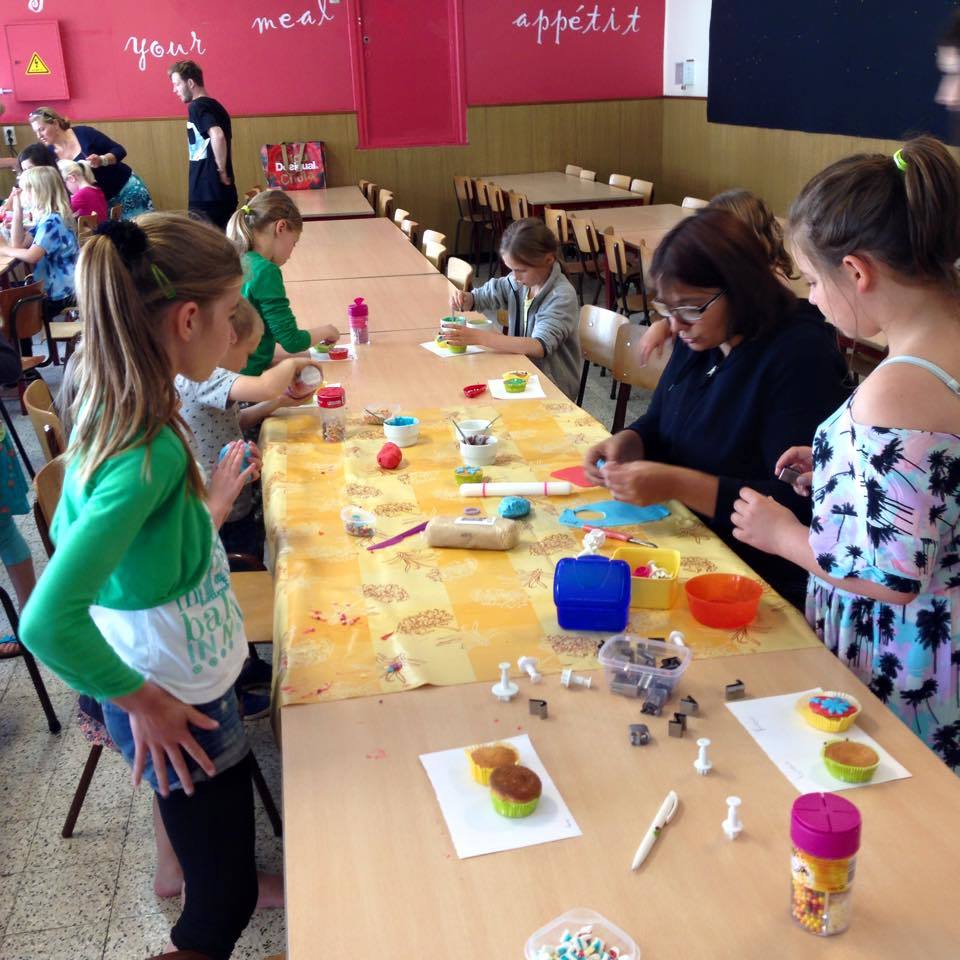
[731,136,960,767]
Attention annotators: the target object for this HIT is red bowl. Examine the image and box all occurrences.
[328,347,350,360]
[463,383,487,398]
[684,573,763,629]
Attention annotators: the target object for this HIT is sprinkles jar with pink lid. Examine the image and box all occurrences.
[348,297,370,345]
[790,792,861,936]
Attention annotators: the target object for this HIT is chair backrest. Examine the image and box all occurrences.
[392,207,410,226]
[608,173,631,190]
[579,169,597,182]
[507,191,530,221]
[364,182,380,206]
[76,213,98,243]
[602,231,630,282]
[34,455,65,557]
[0,280,45,345]
[244,186,263,200]
[420,229,446,251]
[446,256,474,293]
[358,178,371,194]
[570,216,600,259]
[681,196,709,209]
[453,175,475,217]
[23,379,65,462]
[376,189,394,219]
[486,183,505,218]
[473,180,491,217]
[543,207,570,245]
[629,179,654,204]
[579,304,630,369]
[400,218,419,245]
[109,204,123,221]
[565,164,582,177]
[423,240,447,271]
[613,322,673,392]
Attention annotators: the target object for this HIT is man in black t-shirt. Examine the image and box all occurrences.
[168,59,238,230]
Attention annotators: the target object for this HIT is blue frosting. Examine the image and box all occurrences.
[498,496,530,519]
[386,416,415,426]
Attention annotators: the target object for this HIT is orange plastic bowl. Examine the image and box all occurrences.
[684,573,763,628]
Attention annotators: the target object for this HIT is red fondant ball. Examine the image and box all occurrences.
[377,442,403,470]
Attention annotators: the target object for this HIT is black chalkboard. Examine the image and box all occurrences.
[708,1,958,141]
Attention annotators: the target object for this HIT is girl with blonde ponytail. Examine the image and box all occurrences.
[226,189,339,373]
[732,136,960,767]
[19,214,281,956]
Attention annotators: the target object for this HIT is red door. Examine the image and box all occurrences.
[349,0,466,149]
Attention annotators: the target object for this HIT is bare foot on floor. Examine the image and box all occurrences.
[256,871,285,909]
[153,870,184,899]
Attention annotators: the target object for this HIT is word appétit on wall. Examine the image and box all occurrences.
[513,3,646,45]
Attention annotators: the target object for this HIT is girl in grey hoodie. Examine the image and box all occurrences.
[445,218,582,400]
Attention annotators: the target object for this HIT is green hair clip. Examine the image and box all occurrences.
[150,263,177,300]
[241,204,253,215]
[893,148,908,172]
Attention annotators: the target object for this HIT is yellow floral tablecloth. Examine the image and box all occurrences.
[260,401,818,707]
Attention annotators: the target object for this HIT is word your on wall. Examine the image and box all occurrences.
[124,31,207,72]
[512,3,645,45]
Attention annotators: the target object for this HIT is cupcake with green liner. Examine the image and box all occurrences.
[503,377,527,393]
[822,739,880,783]
[490,764,542,818]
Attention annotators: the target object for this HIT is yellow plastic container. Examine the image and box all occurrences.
[612,545,681,609]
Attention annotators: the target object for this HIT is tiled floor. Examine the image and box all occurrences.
[0,304,652,958]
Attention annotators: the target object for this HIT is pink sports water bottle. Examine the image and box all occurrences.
[348,297,370,345]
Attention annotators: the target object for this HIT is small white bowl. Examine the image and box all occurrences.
[460,435,498,466]
[452,419,493,442]
[383,416,420,448]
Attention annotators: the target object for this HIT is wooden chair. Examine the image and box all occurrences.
[579,169,597,182]
[603,232,649,319]
[358,178,372,197]
[109,204,123,221]
[608,173,631,190]
[392,207,410,227]
[569,216,604,306]
[543,206,571,246]
[611,322,674,431]
[682,196,709,209]
[446,256,474,293]
[420,228,446,252]
[484,184,508,275]
[576,304,630,409]
[565,164,583,177]
[507,191,530,222]
[400,218,420,246]
[630,179,654,204]
[23,379,66,462]
[423,240,447,272]
[76,213,98,245]
[363,181,380,207]
[453,175,483,260]
[44,304,81,366]
[376,189,395,220]
[244,186,263,201]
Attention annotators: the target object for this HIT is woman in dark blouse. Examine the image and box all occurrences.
[26,106,154,219]
[584,209,850,608]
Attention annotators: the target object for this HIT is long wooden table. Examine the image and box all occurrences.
[268,223,952,960]
[282,217,437,283]
[285,185,374,221]
[573,203,692,252]
[482,171,641,210]
[285,274,483,334]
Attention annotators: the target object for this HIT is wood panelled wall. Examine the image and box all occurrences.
[0,98,925,239]
[0,101,664,243]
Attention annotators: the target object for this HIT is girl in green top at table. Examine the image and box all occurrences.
[19,215,281,959]
[226,189,339,375]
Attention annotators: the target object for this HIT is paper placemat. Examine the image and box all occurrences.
[489,375,547,400]
[419,734,581,859]
[419,341,487,358]
[309,344,357,362]
[726,689,911,792]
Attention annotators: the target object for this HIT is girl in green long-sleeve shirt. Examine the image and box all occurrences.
[20,214,277,959]
[226,189,339,374]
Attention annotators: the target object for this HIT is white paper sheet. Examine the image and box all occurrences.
[309,344,357,362]
[488,375,547,399]
[419,734,582,859]
[725,689,911,792]
[419,341,487,358]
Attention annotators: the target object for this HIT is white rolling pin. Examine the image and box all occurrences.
[458,481,573,497]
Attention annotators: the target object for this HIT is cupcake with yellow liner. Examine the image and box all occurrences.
[822,739,880,783]
[796,691,862,733]
[466,742,519,785]
[502,369,531,383]
[490,764,542,818]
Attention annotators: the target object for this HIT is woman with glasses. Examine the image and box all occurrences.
[12,107,153,219]
[583,208,849,609]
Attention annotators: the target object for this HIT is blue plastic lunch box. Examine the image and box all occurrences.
[553,556,631,632]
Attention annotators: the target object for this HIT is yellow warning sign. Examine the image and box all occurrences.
[25,52,51,76]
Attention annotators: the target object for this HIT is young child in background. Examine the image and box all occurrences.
[226,189,338,375]
[446,217,582,400]
[58,158,109,222]
[731,137,960,768]
[636,189,797,363]
[20,215,282,958]
[0,166,78,329]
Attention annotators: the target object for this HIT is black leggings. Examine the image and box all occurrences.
[157,752,258,959]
